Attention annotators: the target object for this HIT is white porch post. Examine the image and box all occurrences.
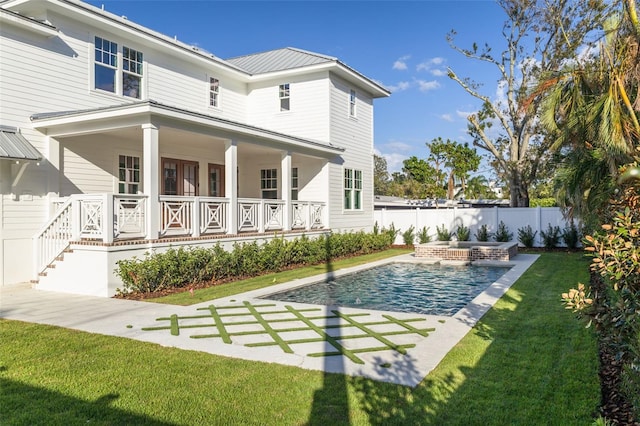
[142,123,160,239]
[225,139,238,234]
[281,151,291,231]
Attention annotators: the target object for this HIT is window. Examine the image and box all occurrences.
[261,168,278,199]
[208,164,225,197]
[209,77,220,108]
[291,167,299,201]
[349,89,357,117]
[94,36,144,98]
[344,168,362,210]
[118,155,140,194]
[279,83,290,111]
[122,46,143,98]
[95,36,117,93]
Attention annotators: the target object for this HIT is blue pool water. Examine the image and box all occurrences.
[261,262,510,316]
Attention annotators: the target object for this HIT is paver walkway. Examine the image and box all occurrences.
[0,254,538,387]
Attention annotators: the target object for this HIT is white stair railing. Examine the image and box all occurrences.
[33,198,74,278]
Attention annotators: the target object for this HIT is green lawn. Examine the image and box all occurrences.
[0,252,599,425]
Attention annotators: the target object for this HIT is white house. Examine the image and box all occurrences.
[0,0,389,296]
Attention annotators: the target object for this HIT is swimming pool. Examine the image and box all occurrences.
[260,262,510,316]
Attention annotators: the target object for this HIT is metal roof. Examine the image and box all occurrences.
[226,47,336,74]
[0,126,42,161]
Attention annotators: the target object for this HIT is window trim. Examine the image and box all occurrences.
[209,76,220,109]
[344,167,363,211]
[260,168,278,199]
[208,163,225,197]
[279,83,290,112]
[93,36,144,99]
[349,89,357,118]
[291,167,299,201]
[117,154,141,195]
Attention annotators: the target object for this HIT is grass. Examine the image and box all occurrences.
[0,252,599,425]
[150,247,413,305]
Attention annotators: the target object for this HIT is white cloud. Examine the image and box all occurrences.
[439,114,453,122]
[430,69,447,77]
[385,141,412,152]
[387,81,411,92]
[383,152,409,173]
[417,57,446,72]
[392,55,411,71]
[416,79,440,92]
[456,109,475,118]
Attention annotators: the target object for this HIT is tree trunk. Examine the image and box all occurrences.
[509,170,530,207]
[447,172,455,200]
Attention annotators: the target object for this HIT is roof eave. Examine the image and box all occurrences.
[30,101,345,156]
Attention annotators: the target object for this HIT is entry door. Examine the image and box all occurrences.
[162,158,198,195]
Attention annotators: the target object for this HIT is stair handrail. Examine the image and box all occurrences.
[32,196,76,279]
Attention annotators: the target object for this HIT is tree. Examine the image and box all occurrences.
[401,156,444,199]
[539,2,640,421]
[426,138,481,199]
[373,154,390,195]
[447,0,608,207]
[465,175,493,199]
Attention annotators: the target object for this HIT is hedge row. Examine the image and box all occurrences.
[115,229,397,295]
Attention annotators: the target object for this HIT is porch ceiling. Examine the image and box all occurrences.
[30,100,344,158]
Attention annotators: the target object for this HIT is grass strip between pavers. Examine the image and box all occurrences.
[140,300,439,366]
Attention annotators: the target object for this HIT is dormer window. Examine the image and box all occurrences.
[94,36,143,98]
[279,83,290,111]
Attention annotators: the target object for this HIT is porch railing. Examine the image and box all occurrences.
[34,194,325,277]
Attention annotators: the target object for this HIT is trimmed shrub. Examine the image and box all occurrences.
[417,226,431,244]
[494,221,513,242]
[517,225,537,248]
[115,230,395,295]
[561,221,581,249]
[402,225,415,246]
[455,225,471,241]
[540,223,561,249]
[474,224,492,242]
[436,224,451,241]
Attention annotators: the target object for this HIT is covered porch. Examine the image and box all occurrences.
[31,101,341,279]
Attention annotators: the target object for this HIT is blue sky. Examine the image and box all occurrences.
[88,1,507,174]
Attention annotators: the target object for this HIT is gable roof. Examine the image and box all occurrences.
[227,47,390,97]
[227,47,336,74]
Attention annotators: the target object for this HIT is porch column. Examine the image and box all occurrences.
[142,123,160,239]
[225,139,238,234]
[281,151,291,231]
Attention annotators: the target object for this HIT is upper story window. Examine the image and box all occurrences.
[349,89,357,117]
[344,168,362,210]
[95,36,117,93]
[94,36,143,98]
[209,77,220,108]
[279,83,290,111]
[122,46,143,99]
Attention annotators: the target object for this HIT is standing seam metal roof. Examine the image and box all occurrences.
[226,47,336,74]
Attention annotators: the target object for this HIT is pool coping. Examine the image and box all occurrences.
[0,253,539,388]
[202,253,539,387]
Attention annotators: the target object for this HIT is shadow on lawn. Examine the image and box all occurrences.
[348,254,599,424]
[307,237,351,425]
[0,377,174,425]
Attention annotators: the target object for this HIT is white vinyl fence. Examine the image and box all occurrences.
[373,206,575,248]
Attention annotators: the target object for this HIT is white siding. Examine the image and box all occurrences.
[326,74,375,231]
[246,72,331,141]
